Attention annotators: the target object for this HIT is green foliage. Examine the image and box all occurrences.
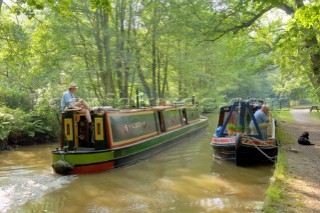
[226,123,236,130]
[273,3,320,100]
[11,0,45,19]
[236,124,243,131]
[0,86,33,111]
[291,4,320,38]
[0,107,52,142]
[32,83,65,135]
[272,111,295,124]
[90,0,112,12]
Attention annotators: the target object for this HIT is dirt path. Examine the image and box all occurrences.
[281,109,320,212]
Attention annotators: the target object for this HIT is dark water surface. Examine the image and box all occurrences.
[0,114,273,213]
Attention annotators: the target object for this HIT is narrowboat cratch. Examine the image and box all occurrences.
[211,98,278,166]
[52,101,208,175]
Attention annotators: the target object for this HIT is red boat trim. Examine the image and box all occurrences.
[69,161,115,174]
[212,137,235,144]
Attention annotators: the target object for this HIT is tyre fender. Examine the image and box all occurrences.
[235,133,242,150]
[235,133,243,166]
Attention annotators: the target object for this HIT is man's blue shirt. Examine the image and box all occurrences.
[61,91,75,110]
[250,109,267,126]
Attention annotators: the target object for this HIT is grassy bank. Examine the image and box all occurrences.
[262,111,296,212]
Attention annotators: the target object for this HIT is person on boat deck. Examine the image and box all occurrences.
[61,83,93,128]
[249,105,270,139]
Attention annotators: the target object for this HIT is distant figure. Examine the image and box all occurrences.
[298,132,314,145]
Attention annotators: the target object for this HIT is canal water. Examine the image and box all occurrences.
[0,114,274,213]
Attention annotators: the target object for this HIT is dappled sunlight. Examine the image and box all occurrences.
[151,172,265,211]
[287,178,320,212]
[0,151,40,166]
[62,178,175,212]
[0,145,54,167]
[164,174,238,198]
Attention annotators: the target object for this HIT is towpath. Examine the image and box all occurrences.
[280,109,320,212]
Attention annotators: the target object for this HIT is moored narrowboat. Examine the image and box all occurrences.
[52,102,208,175]
[211,98,278,166]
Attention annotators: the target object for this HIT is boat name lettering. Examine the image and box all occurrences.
[124,122,147,132]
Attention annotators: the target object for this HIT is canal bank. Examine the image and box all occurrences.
[263,109,320,212]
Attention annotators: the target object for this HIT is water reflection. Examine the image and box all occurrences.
[0,113,273,213]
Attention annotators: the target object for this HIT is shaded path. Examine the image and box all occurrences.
[281,109,320,212]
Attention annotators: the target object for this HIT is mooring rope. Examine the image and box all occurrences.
[244,136,278,148]
[243,136,278,163]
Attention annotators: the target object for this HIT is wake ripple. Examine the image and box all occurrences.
[0,166,77,212]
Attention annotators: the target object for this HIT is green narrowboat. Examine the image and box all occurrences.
[52,103,208,175]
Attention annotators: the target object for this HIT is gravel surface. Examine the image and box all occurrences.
[280,109,320,212]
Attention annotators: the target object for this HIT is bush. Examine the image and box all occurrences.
[0,107,55,147]
[0,86,33,111]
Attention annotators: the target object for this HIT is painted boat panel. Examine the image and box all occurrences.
[107,111,159,147]
[113,119,207,158]
[186,108,201,124]
[163,109,182,131]
[94,113,108,150]
[52,150,115,165]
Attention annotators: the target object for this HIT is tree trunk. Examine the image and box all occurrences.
[150,6,158,105]
[95,9,104,75]
[157,53,161,98]
[94,9,106,94]
[161,54,169,98]
[101,10,115,96]
[137,58,152,102]
[305,36,320,99]
[115,0,127,98]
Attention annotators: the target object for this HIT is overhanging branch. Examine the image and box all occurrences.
[205,5,274,42]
